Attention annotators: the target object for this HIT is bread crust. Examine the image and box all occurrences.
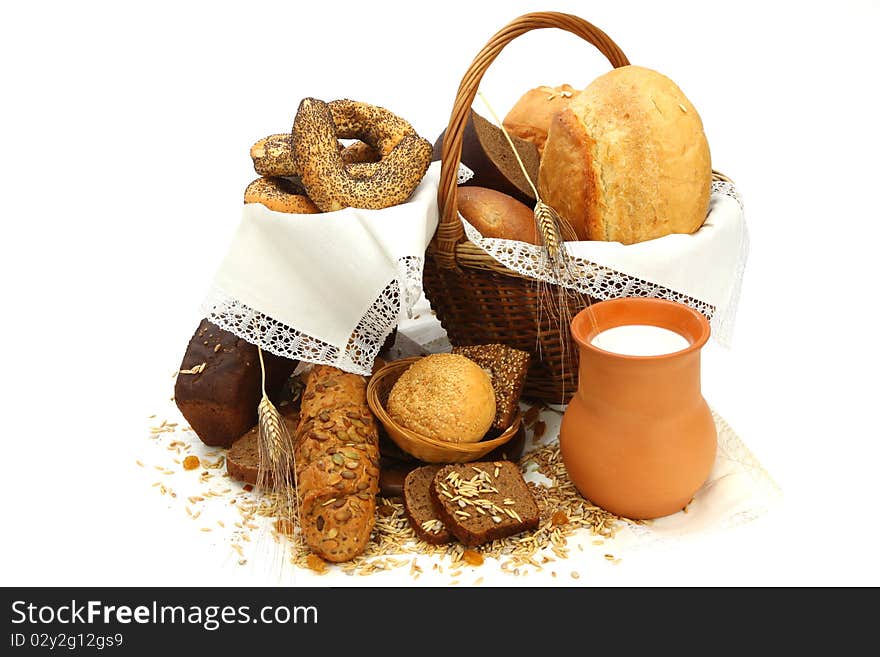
[292,98,432,212]
[457,187,539,245]
[244,177,320,214]
[538,66,712,245]
[174,319,297,447]
[502,84,579,155]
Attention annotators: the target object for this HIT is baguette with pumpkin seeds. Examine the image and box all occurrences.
[293,365,380,562]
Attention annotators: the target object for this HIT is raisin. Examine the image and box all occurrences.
[462,549,484,566]
[551,510,569,526]
[182,455,200,470]
[306,554,326,573]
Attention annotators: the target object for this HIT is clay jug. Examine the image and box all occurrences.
[560,298,717,519]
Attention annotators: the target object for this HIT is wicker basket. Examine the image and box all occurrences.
[423,12,630,404]
[366,357,521,463]
[423,11,726,404]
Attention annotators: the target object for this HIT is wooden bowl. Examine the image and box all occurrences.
[366,356,521,463]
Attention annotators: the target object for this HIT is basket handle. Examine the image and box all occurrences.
[434,12,630,270]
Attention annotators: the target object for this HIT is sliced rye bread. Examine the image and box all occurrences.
[430,461,539,547]
[403,465,452,545]
[226,413,299,485]
[451,344,530,431]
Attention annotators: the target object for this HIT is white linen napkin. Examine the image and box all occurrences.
[202,162,441,375]
[460,180,748,345]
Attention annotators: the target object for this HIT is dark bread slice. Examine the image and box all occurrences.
[432,110,540,207]
[226,413,299,485]
[451,344,530,431]
[430,461,539,547]
[403,465,451,545]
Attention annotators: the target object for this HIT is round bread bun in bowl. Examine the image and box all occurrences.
[367,356,521,463]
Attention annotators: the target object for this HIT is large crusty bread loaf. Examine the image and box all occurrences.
[538,65,712,245]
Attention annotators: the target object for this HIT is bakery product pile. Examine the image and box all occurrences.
[433,66,711,246]
[245,97,432,214]
[168,12,724,571]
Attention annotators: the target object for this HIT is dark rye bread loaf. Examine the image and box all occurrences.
[403,465,451,545]
[430,461,539,547]
[174,319,297,447]
[432,110,540,207]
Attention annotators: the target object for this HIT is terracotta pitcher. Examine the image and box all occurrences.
[560,298,716,519]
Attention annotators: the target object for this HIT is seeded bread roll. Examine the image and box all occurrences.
[294,365,380,562]
[387,353,496,444]
[457,187,540,245]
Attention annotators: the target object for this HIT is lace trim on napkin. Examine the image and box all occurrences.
[457,180,748,345]
[202,256,423,375]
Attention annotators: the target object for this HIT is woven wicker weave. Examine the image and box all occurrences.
[423,12,632,404]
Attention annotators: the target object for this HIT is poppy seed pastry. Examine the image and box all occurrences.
[387,353,496,444]
[250,132,380,178]
[292,97,432,212]
[244,177,320,214]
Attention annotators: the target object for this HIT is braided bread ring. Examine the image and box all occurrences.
[244,177,320,214]
[292,98,432,212]
[251,133,379,177]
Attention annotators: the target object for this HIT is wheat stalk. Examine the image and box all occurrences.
[476,92,599,400]
[255,347,301,561]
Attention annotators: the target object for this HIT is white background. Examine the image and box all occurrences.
[1,0,878,586]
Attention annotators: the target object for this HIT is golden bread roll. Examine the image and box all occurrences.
[457,186,540,244]
[387,354,495,444]
[502,84,579,155]
[538,66,712,244]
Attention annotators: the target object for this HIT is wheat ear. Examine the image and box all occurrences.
[256,347,301,544]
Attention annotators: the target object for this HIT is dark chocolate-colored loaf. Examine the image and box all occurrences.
[174,319,297,447]
[431,109,540,208]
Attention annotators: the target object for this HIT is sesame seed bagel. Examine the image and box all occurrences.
[291,97,432,212]
[244,177,320,214]
[251,132,380,177]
